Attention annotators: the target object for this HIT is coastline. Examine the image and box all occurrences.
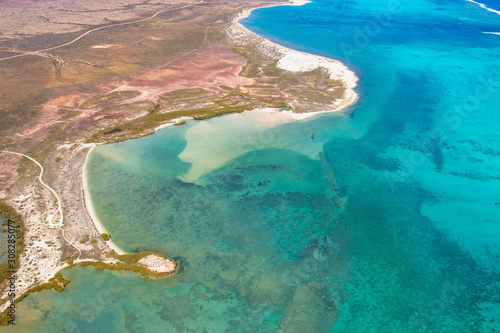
[0,0,360,323]
[77,0,361,276]
[227,0,359,114]
[83,0,360,231]
[153,116,193,131]
[82,144,127,255]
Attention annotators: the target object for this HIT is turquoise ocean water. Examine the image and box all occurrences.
[9,0,500,331]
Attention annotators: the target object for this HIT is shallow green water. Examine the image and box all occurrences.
[9,0,500,331]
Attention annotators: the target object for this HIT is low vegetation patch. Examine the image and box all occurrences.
[57,109,81,120]
[79,251,177,279]
[0,273,69,326]
[0,202,24,293]
[79,91,141,110]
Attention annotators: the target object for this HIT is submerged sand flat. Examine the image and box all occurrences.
[178,110,341,183]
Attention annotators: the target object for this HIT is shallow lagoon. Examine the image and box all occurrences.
[10,0,500,331]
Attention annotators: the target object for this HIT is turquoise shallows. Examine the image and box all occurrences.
[10,0,500,331]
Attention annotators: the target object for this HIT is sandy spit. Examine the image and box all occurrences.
[226,0,359,114]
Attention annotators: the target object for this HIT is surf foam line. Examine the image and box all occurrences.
[466,0,500,16]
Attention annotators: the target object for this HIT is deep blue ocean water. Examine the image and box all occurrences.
[8,0,500,331]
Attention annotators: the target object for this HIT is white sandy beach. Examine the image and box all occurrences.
[227,0,359,114]
[82,146,178,275]
[82,144,127,255]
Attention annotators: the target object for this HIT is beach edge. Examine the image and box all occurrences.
[82,144,127,255]
[226,0,359,115]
